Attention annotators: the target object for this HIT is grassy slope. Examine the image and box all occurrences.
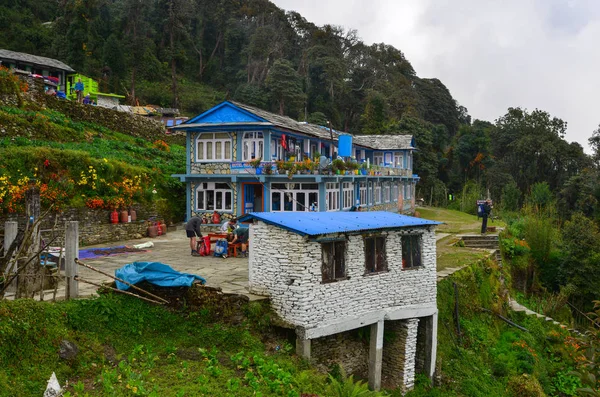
[418,206,506,272]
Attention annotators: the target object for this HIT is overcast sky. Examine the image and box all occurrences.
[271,0,600,152]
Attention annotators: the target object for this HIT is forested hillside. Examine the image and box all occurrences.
[2,0,600,318]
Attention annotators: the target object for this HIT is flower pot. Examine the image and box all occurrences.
[256,167,263,175]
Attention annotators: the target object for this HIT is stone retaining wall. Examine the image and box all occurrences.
[0,205,167,246]
[311,329,369,379]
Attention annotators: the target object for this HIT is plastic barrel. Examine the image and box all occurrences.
[338,134,353,157]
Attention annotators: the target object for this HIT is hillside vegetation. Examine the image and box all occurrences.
[0,85,186,219]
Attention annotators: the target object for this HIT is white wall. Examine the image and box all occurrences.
[249,222,437,329]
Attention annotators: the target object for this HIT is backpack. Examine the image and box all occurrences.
[214,239,228,257]
[477,203,484,217]
[198,240,208,256]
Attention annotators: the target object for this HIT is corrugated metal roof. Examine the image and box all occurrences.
[353,135,414,150]
[0,49,75,72]
[238,211,440,236]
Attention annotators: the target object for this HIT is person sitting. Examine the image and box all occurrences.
[231,226,249,257]
[220,218,237,233]
[83,94,92,105]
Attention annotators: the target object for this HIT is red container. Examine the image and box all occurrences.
[147,224,158,237]
[120,210,129,223]
[129,208,137,222]
[212,211,221,224]
[110,210,119,224]
[160,222,167,235]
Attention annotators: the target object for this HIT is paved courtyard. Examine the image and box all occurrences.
[5,229,263,301]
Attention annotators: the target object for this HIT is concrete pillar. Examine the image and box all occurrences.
[65,221,79,299]
[3,221,18,292]
[296,337,311,360]
[368,320,384,391]
[427,312,438,380]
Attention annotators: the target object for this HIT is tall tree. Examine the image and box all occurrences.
[265,59,304,115]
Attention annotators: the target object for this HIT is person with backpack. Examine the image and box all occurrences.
[481,199,492,234]
[185,216,203,256]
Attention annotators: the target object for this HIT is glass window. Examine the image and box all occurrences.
[195,133,232,162]
[402,234,422,269]
[322,241,346,282]
[196,182,233,212]
[242,132,265,161]
[365,236,387,273]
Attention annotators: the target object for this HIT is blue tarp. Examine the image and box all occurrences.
[115,262,206,290]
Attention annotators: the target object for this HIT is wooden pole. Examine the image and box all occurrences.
[75,276,164,305]
[3,221,18,293]
[65,221,79,300]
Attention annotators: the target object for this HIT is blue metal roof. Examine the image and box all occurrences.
[238,211,440,236]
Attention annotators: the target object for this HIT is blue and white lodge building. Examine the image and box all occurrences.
[172,101,419,223]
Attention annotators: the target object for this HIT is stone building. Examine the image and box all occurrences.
[171,101,419,223]
[239,211,440,392]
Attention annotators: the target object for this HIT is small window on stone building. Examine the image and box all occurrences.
[321,241,346,282]
[402,234,422,269]
[364,236,387,273]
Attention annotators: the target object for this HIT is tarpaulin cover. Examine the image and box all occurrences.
[115,262,206,290]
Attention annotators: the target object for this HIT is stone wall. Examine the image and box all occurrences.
[0,205,163,246]
[248,222,437,328]
[382,319,419,392]
[311,329,370,379]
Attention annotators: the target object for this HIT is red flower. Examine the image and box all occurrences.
[44,159,50,167]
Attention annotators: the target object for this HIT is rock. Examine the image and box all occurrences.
[59,339,79,360]
[133,233,143,239]
[43,372,62,397]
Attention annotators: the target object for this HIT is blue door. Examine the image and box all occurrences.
[243,183,263,214]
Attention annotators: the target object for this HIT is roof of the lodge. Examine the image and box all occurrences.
[0,49,75,72]
[238,211,440,237]
[176,101,415,151]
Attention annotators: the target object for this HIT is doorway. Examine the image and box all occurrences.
[242,183,264,214]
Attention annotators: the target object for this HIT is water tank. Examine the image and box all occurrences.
[338,134,353,157]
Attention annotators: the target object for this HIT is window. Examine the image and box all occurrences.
[196,133,232,162]
[196,182,233,212]
[326,182,340,211]
[392,184,398,202]
[394,152,403,168]
[321,241,346,282]
[374,153,384,166]
[342,182,353,209]
[383,182,391,203]
[242,132,264,161]
[374,182,381,204]
[384,152,393,166]
[271,183,318,212]
[402,234,422,269]
[359,182,367,205]
[364,236,387,273]
[404,182,412,200]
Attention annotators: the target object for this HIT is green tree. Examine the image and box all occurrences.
[501,180,521,211]
[265,59,304,115]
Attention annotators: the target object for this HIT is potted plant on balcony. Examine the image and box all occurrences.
[263,163,273,175]
[332,159,345,175]
[360,162,368,175]
[248,157,262,174]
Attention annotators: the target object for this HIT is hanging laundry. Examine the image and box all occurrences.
[281,134,287,150]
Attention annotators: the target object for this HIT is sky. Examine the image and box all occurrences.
[271,0,600,152]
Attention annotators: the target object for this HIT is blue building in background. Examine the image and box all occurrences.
[171,101,419,223]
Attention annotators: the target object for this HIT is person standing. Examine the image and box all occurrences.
[481,199,492,234]
[185,216,203,256]
[74,78,84,103]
